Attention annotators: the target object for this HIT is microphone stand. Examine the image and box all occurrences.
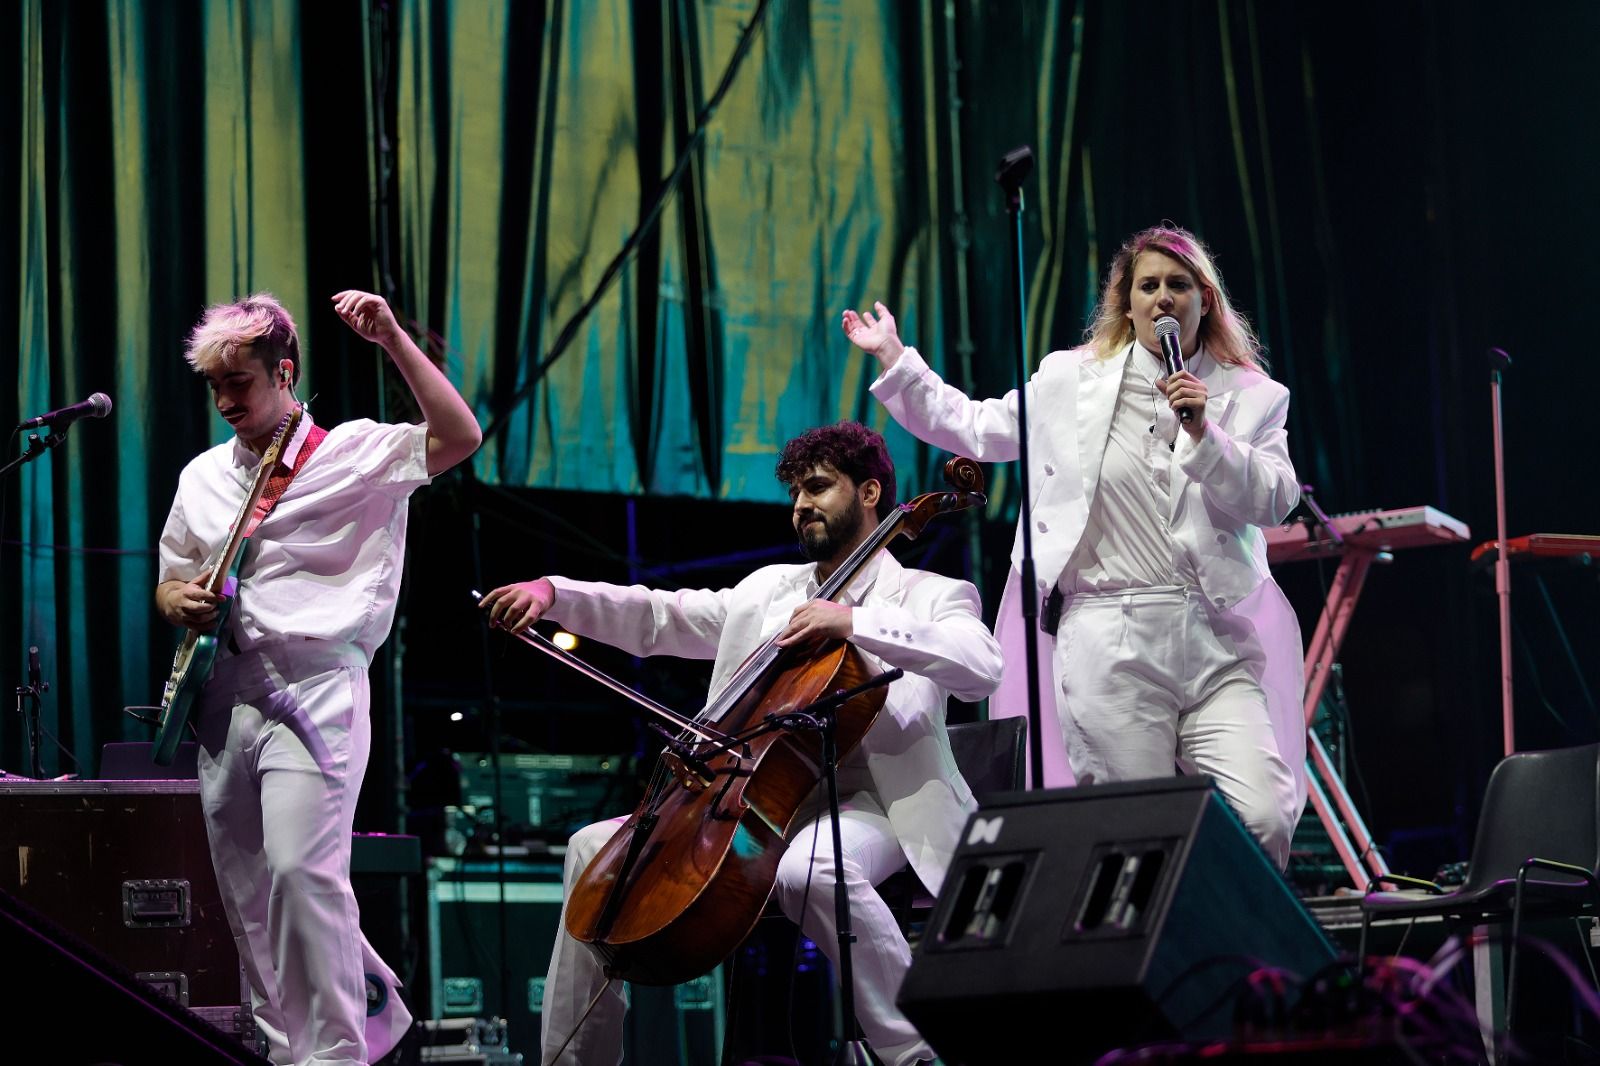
[14,646,49,779]
[6,430,67,780]
[764,667,903,1066]
[994,145,1046,789]
[0,428,69,481]
[1488,348,1514,755]
[1299,483,1345,551]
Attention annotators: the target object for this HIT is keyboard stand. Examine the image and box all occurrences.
[1299,543,1392,889]
[1271,502,1470,891]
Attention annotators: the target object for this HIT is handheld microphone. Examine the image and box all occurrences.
[1152,317,1193,424]
[18,392,113,431]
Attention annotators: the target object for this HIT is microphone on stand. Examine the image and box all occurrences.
[17,392,113,430]
[994,146,1034,209]
[1153,317,1193,424]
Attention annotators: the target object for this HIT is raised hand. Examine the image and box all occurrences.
[840,301,906,371]
[479,579,557,634]
[331,290,404,349]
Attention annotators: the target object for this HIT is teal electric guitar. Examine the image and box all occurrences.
[153,407,301,765]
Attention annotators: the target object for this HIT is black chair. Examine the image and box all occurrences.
[947,716,1029,799]
[878,717,1029,918]
[1357,742,1600,1053]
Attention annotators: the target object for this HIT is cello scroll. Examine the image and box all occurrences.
[942,455,984,495]
[895,456,987,541]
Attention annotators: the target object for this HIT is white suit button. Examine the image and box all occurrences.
[1037,521,1048,533]
[1216,533,1228,545]
[880,627,889,635]
[1044,464,1055,476]
[1214,597,1226,609]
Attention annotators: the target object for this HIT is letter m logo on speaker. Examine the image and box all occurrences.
[966,816,1003,845]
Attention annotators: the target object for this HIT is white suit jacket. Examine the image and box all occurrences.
[871,343,1308,817]
[546,551,1004,896]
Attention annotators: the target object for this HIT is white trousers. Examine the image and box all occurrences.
[540,792,933,1066]
[196,642,409,1066]
[1054,586,1298,867]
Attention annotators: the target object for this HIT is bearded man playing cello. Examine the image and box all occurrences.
[480,421,1002,1066]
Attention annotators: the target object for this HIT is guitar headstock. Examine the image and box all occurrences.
[258,406,304,470]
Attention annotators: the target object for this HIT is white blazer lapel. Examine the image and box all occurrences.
[1075,345,1129,509]
[860,551,907,609]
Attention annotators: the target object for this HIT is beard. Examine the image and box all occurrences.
[797,496,865,562]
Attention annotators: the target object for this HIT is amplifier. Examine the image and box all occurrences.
[423,857,722,1065]
[0,779,245,1014]
[457,753,631,842]
[423,857,564,1060]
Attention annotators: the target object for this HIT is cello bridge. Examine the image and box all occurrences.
[662,751,713,793]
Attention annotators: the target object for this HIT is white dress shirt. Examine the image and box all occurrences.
[1063,346,1205,593]
[157,411,432,664]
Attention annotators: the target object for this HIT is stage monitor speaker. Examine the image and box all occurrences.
[898,777,1336,1065]
[0,885,268,1065]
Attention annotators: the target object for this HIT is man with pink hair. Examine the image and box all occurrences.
[157,290,481,1064]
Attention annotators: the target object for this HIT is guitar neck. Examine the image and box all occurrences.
[203,409,301,592]
[205,516,257,593]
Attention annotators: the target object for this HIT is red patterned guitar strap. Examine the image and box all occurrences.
[244,423,329,536]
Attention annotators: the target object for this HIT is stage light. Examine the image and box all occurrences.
[553,630,579,651]
[449,711,464,722]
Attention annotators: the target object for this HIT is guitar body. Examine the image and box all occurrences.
[151,406,301,766]
[153,544,245,765]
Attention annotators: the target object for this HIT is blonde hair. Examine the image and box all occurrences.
[184,293,301,382]
[1085,225,1266,372]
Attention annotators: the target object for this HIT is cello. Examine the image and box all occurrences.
[484,456,985,986]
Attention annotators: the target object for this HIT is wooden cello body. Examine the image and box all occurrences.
[566,638,882,985]
[563,457,985,985]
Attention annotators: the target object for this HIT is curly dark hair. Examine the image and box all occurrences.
[775,421,897,522]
